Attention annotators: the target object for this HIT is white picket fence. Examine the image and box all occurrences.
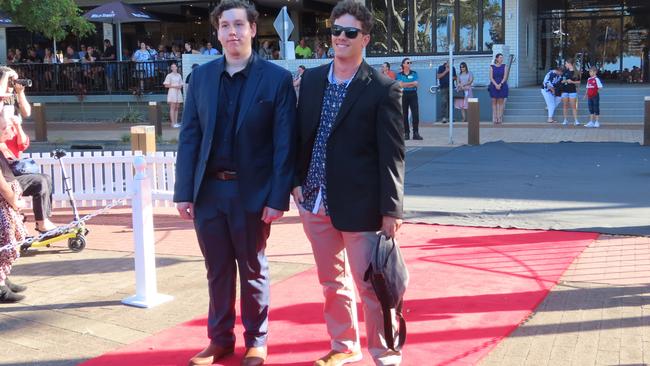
[24,150,177,208]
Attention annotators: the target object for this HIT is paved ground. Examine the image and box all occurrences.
[0,122,647,366]
[480,235,650,366]
[1,208,313,366]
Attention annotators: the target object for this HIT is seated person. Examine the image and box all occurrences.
[0,67,56,233]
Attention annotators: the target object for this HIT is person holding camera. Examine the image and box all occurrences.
[0,67,57,234]
[0,108,29,303]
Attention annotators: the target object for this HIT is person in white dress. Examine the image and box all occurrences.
[163,63,184,128]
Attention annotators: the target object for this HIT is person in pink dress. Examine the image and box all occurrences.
[163,62,184,128]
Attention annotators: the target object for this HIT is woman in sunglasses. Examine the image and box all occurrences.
[454,62,474,122]
[397,58,423,140]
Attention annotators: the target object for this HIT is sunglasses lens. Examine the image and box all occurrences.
[332,26,360,39]
[344,29,359,38]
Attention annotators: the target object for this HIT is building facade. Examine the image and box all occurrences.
[4,0,650,88]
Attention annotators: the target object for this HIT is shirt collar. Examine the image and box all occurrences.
[327,62,356,88]
[223,53,255,77]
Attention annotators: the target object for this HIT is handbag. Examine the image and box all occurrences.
[10,157,40,176]
[453,87,466,99]
[364,234,409,351]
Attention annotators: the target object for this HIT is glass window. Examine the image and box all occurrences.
[366,0,503,56]
[459,0,479,51]
[483,0,503,51]
[415,0,433,53]
[369,0,390,54]
[436,0,454,52]
[391,0,408,53]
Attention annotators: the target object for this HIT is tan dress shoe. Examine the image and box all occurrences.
[314,350,363,366]
[241,346,267,366]
[188,343,234,366]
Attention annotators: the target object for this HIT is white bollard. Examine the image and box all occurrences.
[122,155,173,308]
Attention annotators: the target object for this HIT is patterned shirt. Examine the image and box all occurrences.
[302,64,353,214]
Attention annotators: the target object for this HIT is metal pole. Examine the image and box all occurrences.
[448,13,454,145]
[283,6,289,60]
[117,23,123,61]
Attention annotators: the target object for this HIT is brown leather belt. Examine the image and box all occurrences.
[209,170,238,181]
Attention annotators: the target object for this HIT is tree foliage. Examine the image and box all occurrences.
[0,0,95,40]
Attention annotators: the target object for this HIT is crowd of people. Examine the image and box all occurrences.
[258,37,335,61]
[541,59,604,127]
[374,53,607,131]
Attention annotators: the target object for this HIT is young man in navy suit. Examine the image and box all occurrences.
[173,1,296,365]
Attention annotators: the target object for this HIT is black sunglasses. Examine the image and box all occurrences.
[331,25,363,39]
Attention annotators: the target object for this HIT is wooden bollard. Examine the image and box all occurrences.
[33,103,47,142]
[467,98,480,145]
[131,125,156,155]
[148,102,162,138]
[645,97,650,146]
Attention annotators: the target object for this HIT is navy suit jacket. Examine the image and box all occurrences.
[173,54,296,212]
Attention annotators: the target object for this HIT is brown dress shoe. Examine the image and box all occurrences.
[314,350,363,366]
[188,343,234,366]
[241,346,267,366]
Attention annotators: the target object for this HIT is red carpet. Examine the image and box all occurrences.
[81,224,597,366]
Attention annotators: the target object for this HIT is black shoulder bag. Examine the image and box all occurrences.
[364,235,409,351]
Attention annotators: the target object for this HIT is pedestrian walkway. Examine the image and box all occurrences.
[1,121,647,366]
[0,208,313,366]
[1,207,648,365]
[22,121,645,149]
[480,235,650,366]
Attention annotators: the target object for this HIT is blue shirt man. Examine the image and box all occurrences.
[396,69,418,91]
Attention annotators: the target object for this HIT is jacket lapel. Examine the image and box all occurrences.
[331,61,372,132]
[204,58,224,143]
[236,55,263,133]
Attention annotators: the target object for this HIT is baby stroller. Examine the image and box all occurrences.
[20,149,88,253]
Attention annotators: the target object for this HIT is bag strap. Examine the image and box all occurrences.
[383,299,406,352]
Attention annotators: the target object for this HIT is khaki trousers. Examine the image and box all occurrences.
[299,205,401,366]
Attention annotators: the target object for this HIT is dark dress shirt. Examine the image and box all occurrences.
[207,60,252,173]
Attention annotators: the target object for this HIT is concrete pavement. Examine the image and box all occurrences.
[0,121,647,366]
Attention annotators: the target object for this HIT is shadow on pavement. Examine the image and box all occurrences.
[404,142,650,236]
[12,256,201,276]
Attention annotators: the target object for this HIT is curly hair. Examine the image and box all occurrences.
[330,0,374,35]
[210,0,259,28]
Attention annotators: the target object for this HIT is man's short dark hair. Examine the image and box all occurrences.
[330,0,374,35]
[383,62,390,69]
[211,0,259,28]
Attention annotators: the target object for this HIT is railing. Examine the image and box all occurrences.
[10,60,181,96]
[24,150,177,208]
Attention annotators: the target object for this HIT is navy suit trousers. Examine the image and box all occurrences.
[193,179,270,348]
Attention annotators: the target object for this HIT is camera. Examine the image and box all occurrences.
[12,79,32,87]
